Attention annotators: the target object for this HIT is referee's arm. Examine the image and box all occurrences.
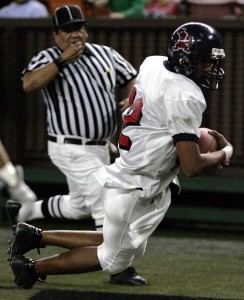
[22,62,59,93]
[23,42,83,92]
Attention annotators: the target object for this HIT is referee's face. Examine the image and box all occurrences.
[54,24,88,51]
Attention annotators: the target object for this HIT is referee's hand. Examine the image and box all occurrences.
[62,42,84,64]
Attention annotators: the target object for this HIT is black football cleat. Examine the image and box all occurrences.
[7,222,45,261]
[109,266,149,286]
[10,255,46,289]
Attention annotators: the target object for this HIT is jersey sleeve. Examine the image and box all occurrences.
[164,76,207,141]
[21,48,58,78]
[110,48,137,86]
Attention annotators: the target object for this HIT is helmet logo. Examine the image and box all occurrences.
[173,28,191,54]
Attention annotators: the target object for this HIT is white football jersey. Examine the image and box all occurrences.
[95,56,206,198]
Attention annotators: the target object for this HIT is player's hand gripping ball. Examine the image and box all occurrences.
[198,128,217,153]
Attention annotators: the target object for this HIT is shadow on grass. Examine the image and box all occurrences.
[30,290,231,300]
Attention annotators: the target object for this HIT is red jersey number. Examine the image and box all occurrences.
[119,89,143,151]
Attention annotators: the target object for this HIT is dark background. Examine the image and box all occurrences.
[0,17,244,229]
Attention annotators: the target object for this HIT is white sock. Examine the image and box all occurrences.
[96,226,103,232]
[18,200,44,222]
[0,162,18,187]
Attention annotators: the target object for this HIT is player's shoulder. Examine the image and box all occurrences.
[158,59,203,100]
[139,56,167,77]
[139,56,205,105]
[168,71,202,95]
[141,55,166,67]
[165,73,204,104]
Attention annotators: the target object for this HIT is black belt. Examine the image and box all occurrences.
[48,135,106,146]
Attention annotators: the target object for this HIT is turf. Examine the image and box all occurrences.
[0,221,244,300]
[29,290,234,300]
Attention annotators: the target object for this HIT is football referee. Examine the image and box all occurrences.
[6,5,148,286]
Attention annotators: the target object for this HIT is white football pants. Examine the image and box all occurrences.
[97,186,171,274]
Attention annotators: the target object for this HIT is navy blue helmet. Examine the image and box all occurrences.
[168,22,225,90]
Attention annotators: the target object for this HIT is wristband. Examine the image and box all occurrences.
[222,145,233,160]
[53,57,65,72]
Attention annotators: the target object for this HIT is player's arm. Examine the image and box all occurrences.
[175,131,233,177]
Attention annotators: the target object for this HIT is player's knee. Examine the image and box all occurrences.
[97,243,136,274]
[101,258,132,275]
[67,206,90,219]
[63,200,91,219]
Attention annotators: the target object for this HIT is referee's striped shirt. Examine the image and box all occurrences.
[22,43,137,140]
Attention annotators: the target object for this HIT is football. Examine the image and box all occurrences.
[198,127,217,153]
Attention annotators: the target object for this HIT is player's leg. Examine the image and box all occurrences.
[41,229,103,249]
[33,230,103,274]
[9,229,103,289]
[9,186,171,289]
[8,222,103,261]
[34,246,101,276]
[0,140,36,203]
[97,187,145,274]
[98,186,171,274]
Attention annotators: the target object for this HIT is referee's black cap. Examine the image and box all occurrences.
[53,5,87,30]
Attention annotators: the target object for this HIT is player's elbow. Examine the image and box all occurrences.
[179,153,204,177]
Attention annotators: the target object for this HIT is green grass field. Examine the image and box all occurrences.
[0,220,244,300]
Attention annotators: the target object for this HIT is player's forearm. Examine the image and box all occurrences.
[180,151,228,177]
[176,141,232,177]
[23,63,59,92]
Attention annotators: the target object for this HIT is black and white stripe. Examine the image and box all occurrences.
[22,43,137,139]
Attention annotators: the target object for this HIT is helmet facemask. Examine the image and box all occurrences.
[182,56,225,90]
